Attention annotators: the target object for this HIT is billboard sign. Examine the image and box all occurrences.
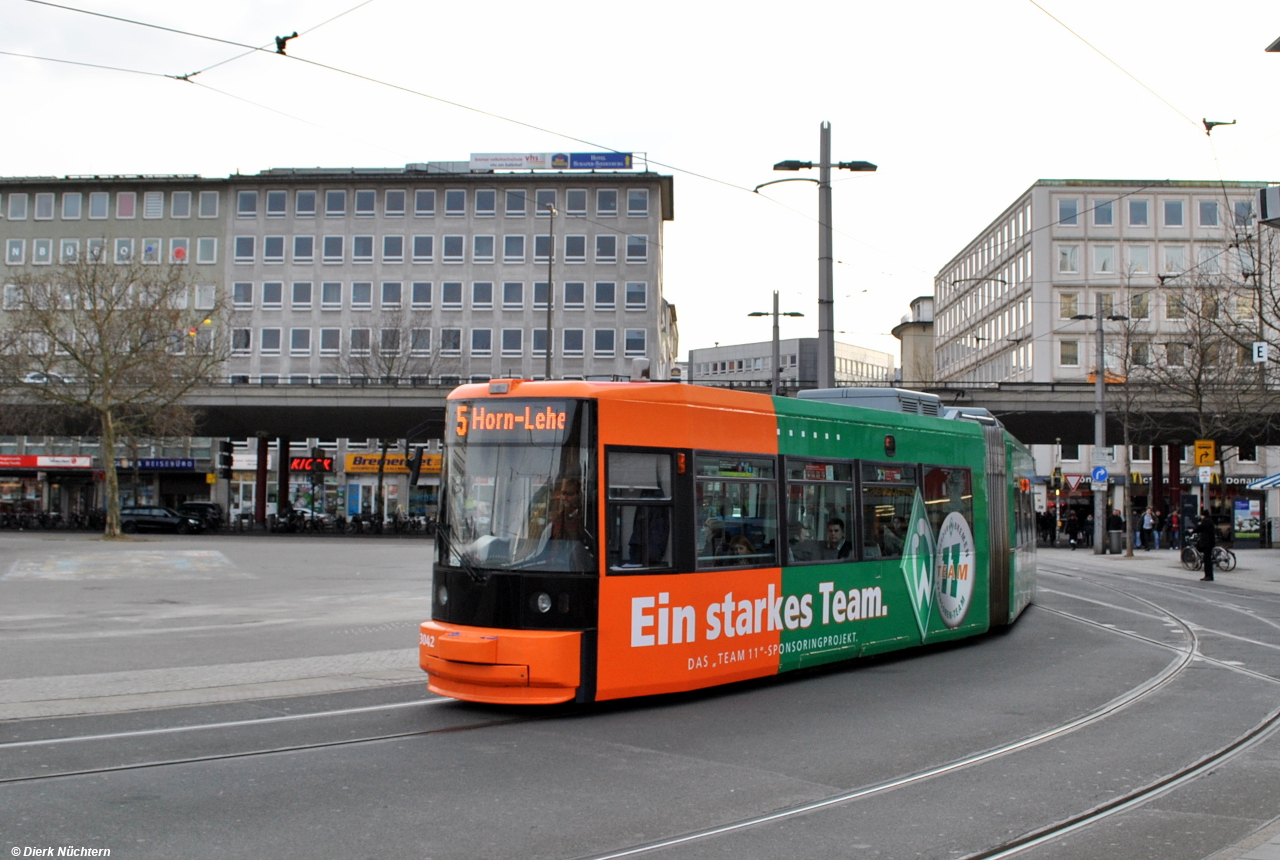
[470,152,635,171]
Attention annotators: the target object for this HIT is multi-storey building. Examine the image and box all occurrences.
[222,163,675,384]
[688,338,894,389]
[933,179,1275,537]
[0,162,677,518]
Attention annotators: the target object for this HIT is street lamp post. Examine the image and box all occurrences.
[771,122,876,389]
[748,291,804,396]
[543,203,557,379]
[1073,298,1129,554]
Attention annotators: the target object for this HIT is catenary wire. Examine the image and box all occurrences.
[1024,0,1200,131]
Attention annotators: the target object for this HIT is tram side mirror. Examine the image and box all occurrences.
[630,358,651,382]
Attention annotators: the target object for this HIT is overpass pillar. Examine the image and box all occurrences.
[1151,446,1164,514]
[278,437,291,521]
[255,435,268,526]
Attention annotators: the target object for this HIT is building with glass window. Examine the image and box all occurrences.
[222,162,676,384]
[0,162,677,518]
[933,179,1275,535]
[688,338,894,390]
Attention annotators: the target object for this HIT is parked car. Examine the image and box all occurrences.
[176,501,225,530]
[22,371,68,384]
[119,506,205,534]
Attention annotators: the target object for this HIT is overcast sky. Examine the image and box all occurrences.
[4,0,1279,362]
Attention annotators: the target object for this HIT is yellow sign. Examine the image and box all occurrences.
[343,453,443,475]
[205,472,217,484]
[345,453,409,474]
[1194,440,1216,467]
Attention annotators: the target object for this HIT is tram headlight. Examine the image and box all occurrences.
[533,592,552,614]
[436,585,448,606]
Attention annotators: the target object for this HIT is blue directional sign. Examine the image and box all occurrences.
[1092,466,1108,483]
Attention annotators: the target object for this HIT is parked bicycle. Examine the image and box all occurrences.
[1180,545,1237,572]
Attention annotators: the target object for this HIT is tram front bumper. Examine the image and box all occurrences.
[419,620,581,705]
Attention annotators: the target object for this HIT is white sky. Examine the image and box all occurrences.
[4,0,1279,363]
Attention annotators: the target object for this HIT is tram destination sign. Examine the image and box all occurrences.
[450,400,576,444]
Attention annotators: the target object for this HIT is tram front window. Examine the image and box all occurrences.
[441,399,594,572]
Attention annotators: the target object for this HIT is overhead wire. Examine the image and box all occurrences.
[13,0,930,275]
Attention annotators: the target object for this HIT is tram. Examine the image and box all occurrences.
[420,380,1037,704]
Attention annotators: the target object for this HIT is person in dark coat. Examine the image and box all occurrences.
[1193,507,1216,581]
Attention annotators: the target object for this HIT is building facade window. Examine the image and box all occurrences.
[325,190,347,216]
[1057,199,1078,226]
[624,329,646,356]
[266,190,287,216]
[412,235,434,262]
[627,189,648,216]
[237,191,258,217]
[355,190,376,216]
[1093,200,1113,226]
[1127,245,1150,274]
[411,282,432,308]
[1199,200,1218,227]
[1094,245,1115,273]
[471,329,492,356]
[594,329,616,356]
[293,235,314,263]
[1057,245,1079,273]
[296,190,317,216]
[1060,340,1079,366]
[383,235,404,262]
[351,282,373,309]
[1164,200,1184,227]
[564,282,585,309]
[625,282,647,310]
[321,282,342,309]
[626,235,648,262]
[501,328,522,356]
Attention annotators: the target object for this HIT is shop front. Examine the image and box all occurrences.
[0,455,96,518]
[115,458,213,510]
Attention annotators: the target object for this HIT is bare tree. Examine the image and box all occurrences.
[337,306,459,383]
[0,257,229,537]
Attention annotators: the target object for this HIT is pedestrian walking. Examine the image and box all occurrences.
[1066,511,1080,549]
[1194,507,1216,581]
[1170,511,1181,549]
[1141,507,1155,552]
[1084,513,1094,547]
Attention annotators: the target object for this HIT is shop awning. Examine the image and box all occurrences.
[1247,473,1280,490]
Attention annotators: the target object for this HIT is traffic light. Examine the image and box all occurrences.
[406,445,425,489]
[1052,468,1063,491]
[217,440,234,480]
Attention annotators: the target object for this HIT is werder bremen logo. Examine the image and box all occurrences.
[900,489,936,642]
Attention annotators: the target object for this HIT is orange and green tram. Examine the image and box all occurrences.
[420,380,1037,704]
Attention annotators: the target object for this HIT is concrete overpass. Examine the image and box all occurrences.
[5,380,1278,447]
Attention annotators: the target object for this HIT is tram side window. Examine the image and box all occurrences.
[607,450,673,570]
[785,460,855,563]
[695,454,778,569]
[860,462,918,560]
[923,466,974,534]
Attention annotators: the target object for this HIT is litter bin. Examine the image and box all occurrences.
[1108,530,1123,554]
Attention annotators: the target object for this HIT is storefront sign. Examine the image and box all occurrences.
[421,454,442,475]
[231,453,275,471]
[115,458,196,470]
[0,455,93,469]
[289,457,334,472]
[345,453,409,474]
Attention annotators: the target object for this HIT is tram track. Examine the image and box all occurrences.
[569,565,1280,860]
[570,570,1205,860]
[7,565,1279,860]
[0,697,544,786]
